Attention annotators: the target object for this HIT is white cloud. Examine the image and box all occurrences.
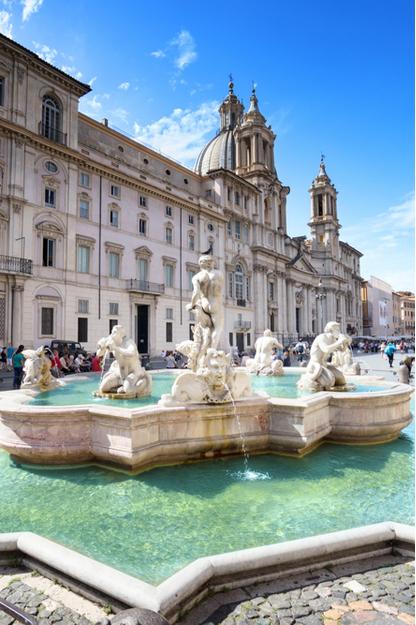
[150,49,166,59]
[0,10,12,37]
[118,82,130,90]
[88,76,97,87]
[60,65,82,80]
[33,42,57,64]
[133,100,219,167]
[111,107,129,125]
[171,30,197,70]
[22,0,43,21]
[82,94,102,113]
[342,193,415,290]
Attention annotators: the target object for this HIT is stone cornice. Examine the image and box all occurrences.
[0,119,228,223]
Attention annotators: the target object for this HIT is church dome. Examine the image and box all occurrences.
[194,129,236,175]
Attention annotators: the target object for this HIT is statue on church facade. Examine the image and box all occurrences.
[297,321,350,392]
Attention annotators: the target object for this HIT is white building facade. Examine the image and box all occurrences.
[0,35,363,354]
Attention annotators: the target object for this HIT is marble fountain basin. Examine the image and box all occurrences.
[0,368,412,471]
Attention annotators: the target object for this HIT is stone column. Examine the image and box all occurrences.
[251,135,256,164]
[286,280,296,337]
[235,138,241,169]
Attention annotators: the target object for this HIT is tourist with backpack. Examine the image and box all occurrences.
[384,342,396,368]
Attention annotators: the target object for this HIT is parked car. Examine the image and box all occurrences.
[49,340,87,357]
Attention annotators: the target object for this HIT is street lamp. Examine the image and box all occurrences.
[315,280,327,333]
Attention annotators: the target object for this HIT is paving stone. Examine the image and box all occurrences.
[292,605,312,618]
[397,614,415,625]
[341,612,405,624]
[343,581,367,593]
[348,600,373,611]
[372,602,399,615]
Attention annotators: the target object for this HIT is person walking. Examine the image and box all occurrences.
[12,344,25,389]
[384,341,396,368]
[0,347,6,370]
[6,343,15,370]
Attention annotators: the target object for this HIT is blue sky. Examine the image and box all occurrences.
[1,0,414,290]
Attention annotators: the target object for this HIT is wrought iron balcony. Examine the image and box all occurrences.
[39,122,67,146]
[0,255,32,275]
[236,299,246,307]
[127,279,165,294]
[234,320,251,330]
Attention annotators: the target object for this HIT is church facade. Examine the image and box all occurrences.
[0,34,363,354]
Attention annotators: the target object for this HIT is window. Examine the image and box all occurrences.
[78,299,89,314]
[109,252,120,278]
[41,95,61,142]
[45,187,56,208]
[0,77,4,107]
[138,258,148,282]
[235,191,240,205]
[268,282,274,300]
[77,245,90,273]
[109,319,118,332]
[79,199,89,219]
[110,209,119,227]
[166,307,173,320]
[164,264,174,288]
[188,214,194,225]
[227,221,232,237]
[229,332,233,346]
[227,187,231,201]
[165,226,173,244]
[78,318,88,343]
[109,302,119,315]
[42,238,55,267]
[244,196,249,210]
[235,264,244,300]
[111,184,120,198]
[317,194,323,216]
[166,206,172,217]
[138,218,147,236]
[139,195,147,207]
[247,333,251,346]
[188,232,195,250]
[41,307,54,335]
[166,322,173,343]
[45,161,58,173]
[79,172,90,187]
[207,223,214,232]
[235,220,241,240]
[228,272,233,298]
[187,270,195,290]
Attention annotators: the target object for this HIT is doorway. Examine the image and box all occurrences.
[236,332,244,353]
[136,305,149,354]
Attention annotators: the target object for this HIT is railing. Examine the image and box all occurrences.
[236,299,246,307]
[234,320,251,330]
[0,255,32,275]
[39,122,67,146]
[127,279,165,294]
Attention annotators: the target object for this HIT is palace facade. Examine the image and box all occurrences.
[0,34,363,354]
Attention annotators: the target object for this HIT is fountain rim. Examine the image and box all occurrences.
[1,368,412,415]
[0,522,413,621]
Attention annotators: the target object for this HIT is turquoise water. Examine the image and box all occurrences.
[28,371,389,407]
[0,410,413,584]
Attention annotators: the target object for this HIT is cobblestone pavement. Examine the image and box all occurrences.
[0,566,109,625]
[178,555,415,625]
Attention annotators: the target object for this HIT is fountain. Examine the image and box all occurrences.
[245,329,284,376]
[95,325,152,399]
[159,251,254,406]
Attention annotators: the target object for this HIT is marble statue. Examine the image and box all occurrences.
[96,325,151,398]
[21,346,58,390]
[297,321,350,392]
[246,329,284,376]
[160,251,254,406]
[331,334,361,375]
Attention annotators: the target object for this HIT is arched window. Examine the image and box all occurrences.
[235,263,244,300]
[41,95,61,142]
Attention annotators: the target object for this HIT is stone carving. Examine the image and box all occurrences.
[96,325,151,398]
[295,289,304,305]
[159,252,254,406]
[297,321,351,392]
[21,346,58,390]
[246,329,284,376]
[331,334,361,375]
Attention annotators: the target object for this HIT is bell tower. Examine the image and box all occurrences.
[308,156,340,257]
[219,75,244,131]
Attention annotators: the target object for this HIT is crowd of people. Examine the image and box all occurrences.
[0,343,102,389]
[1,335,414,390]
